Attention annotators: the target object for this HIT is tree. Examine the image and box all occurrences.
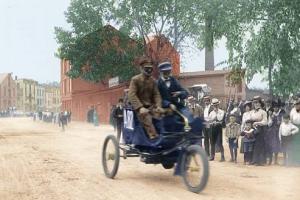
[239,0,300,97]
[113,0,200,64]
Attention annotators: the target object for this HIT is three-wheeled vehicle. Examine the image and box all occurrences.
[101,107,209,193]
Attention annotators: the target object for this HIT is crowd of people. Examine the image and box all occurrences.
[188,95,300,167]
[33,110,71,131]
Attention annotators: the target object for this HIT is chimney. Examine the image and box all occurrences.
[15,76,18,80]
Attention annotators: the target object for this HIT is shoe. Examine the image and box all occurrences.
[219,157,225,162]
[229,159,234,162]
[209,157,214,161]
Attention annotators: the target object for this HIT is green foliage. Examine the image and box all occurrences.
[64,26,143,83]
[237,0,300,96]
[113,0,199,50]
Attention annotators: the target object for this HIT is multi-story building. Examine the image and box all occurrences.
[16,78,38,112]
[36,84,46,111]
[0,73,17,111]
[45,84,61,112]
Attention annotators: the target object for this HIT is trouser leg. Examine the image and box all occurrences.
[268,153,273,165]
[234,148,238,162]
[137,113,158,139]
[210,129,216,159]
[274,153,278,164]
[204,128,210,156]
[229,146,234,161]
[217,129,225,159]
[116,121,122,142]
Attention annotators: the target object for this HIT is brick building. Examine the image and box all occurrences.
[0,73,17,111]
[179,70,246,107]
[61,59,128,123]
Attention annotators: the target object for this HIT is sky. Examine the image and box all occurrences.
[0,0,267,89]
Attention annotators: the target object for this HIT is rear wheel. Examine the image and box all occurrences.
[102,135,120,178]
[181,145,209,193]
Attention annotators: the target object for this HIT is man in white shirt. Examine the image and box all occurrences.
[208,98,226,161]
[203,96,213,157]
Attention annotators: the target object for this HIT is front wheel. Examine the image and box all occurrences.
[181,145,209,193]
[102,135,120,178]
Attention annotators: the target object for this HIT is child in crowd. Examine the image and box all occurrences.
[225,114,241,163]
[279,114,299,165]
[241,120,256,165]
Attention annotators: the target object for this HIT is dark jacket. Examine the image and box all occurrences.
[157,76,188,108]
[113,106,124,123]
[128,74,162,110]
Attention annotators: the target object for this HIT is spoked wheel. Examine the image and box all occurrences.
[181,145,209,193]
[102,135,120,178]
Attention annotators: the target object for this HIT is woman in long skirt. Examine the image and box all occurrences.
[265,102,285,164]
[289,99,300,166]
[250,96,268,166]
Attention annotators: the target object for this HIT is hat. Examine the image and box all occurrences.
[187,95,194,100]
[243,100,252,107]
[252,96,262,102]
[158,61,172,71]
[139,56,153,66]
[229,113,237,118]
[211,98,220,105]
[253,95,265,107]
[203,95,211,100]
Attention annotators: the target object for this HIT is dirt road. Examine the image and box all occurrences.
[0,118,299,200]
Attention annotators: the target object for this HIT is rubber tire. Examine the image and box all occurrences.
[102,135,120,179]
[162,163,175,169]
[181,145,209,193]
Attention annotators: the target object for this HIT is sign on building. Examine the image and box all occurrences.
[108,76,119,88]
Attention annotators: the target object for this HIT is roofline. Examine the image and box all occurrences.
[179,70,230,78]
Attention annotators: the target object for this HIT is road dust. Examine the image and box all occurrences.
[0,118,299,200]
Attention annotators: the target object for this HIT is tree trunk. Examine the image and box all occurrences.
[268,63,273,98]
[205,17,214,71]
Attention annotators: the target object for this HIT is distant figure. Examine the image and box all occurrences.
[225,114,241,163]
[110,105,117,131]
[279,114,299,165]
[114,99,124,142]
[59,111,67,131]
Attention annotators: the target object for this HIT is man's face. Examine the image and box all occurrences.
[213,104,219,110]
[295,104,300,110]
[204,99,210,105]
[229,116,236,123]
[254,101,261,109]
[162,70,171,79]
[283,118,289,124]
[142,64,153,76]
